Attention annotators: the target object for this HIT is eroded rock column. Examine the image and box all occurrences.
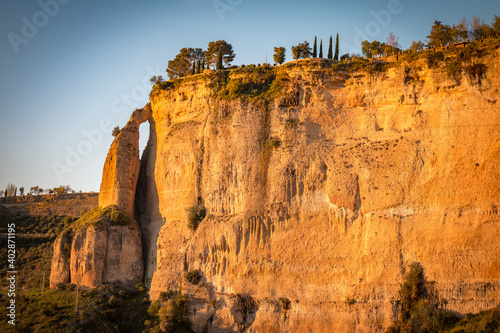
[99,104,151,216]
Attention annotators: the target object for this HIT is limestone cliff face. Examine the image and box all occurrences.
[99,104,151,216]
[136,48,500,332]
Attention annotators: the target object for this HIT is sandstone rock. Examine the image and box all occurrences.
[70,221,143,289]
[138,48,500,331]
[99,104,151,216]
[50,207,144,290]
[49,229,72,288]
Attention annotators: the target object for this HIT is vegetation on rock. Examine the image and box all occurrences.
[186,202,206,231]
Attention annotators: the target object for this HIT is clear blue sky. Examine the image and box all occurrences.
[1,0,499,193]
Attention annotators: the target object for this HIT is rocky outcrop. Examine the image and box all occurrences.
[99,104,151,216]
[49,229,72,287]
[136,48,500,332]
[50,104,150,290]
[49,217,143,289]
[69,221,143,289]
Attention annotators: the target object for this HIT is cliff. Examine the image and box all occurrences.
[138,45,500,332]
[53,42,500,332]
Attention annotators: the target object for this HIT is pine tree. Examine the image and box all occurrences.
[313,36,317,57]
[196,60,201,74]
[216,48,223,70]
[334,33,339,60]
[273,46,286,64]
[328,35,333,59]
[319,39,323,58]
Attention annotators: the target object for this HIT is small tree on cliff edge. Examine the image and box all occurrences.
[328,35,333,59]
[319,39,323,58]
[334,33,339,60]
[273,46,286,64]
[112,126,121,137]
[312,36,317,57]
[216,48,223,70]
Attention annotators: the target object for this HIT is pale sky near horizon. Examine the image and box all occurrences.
[0,0,499,193]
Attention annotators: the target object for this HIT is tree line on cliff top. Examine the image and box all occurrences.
[162,14,500,81]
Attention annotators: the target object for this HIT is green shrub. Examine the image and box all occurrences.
[426,51,444,69]
[186,270,202,285]
[148,300,161,317]
[269,137,281,148]
[109,207,131,226]
[186,203,206,231]
[346,298,356,306]
[108,295,117,307]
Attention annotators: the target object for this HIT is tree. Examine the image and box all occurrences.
[205,40,235,69]
[19,186,24,196]
[319,39,323,58]
[291,41,311,60]
[5,183,16,197]
[328,35,333,59]
[371,40,382,57]
[385,32,400,56]
[196,60,201,74]
[493,15,500,34]
[149,75,163,85]
[273,46,286,64]
[410,40,425,52]
[312,36,317,58]
[427,20,452,47]
[361,40,382,58]
[112,126,121,137]
[166,47,205,79]
[201,60,205,72]
[54,185,72,194]
[361,40,371,57]
[450,17,469,43]
[29,186,44,195]
[216,48,223,70]
[191,61,196,75]
[470,15,495,39]
[334,33,339,60]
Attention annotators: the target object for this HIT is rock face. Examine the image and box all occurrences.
[99,104,151,216]
[136,49,500,332]
[49,220,143,289]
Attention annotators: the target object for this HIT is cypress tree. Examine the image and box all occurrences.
[319,39,323,58]
[334,33,339,60]
[313,36,317,58]
[191,61,196,75]
[216,48,223,70]
[328,35,333,59]
[196,60,201,74]
[201,60,205,72]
